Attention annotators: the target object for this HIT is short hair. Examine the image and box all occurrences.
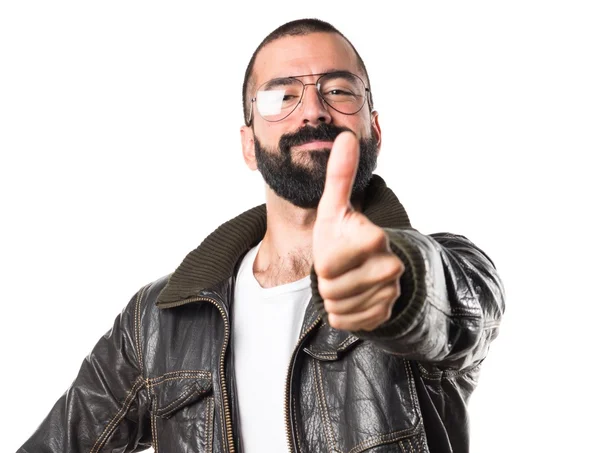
[242,18,373,126]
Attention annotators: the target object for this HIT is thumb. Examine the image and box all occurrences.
[318,131,360,217]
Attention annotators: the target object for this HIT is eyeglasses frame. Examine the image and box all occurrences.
[247,70,372,126]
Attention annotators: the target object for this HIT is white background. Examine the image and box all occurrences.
[1,1,598,451]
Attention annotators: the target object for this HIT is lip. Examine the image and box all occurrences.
[292,140,334,151]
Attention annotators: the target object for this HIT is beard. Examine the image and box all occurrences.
[254,123,379,209]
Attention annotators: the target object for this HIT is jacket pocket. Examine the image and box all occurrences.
[304,343,426,453]
[150,371,214,453]
[396,430,429,453]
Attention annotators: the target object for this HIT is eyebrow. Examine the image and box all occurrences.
[260,69,358,87]
[322,71,357,82]
[263,78,299,90]
[294,68,349,77]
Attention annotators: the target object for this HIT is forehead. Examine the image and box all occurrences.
[253,32,362,85]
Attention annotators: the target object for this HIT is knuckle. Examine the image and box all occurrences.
[371,304,388,321]
[377,304,389,319]
[381,257,402,281]
[387,282,401,300]
[324,298,344,315]
[328,314,344,330]
[391,256,405,276]
[314,261,329,277]
[396,258,406,275]
[323,298,335,313]
[318,278,333,299]
[368,228,388,251]
[377,229,389,249]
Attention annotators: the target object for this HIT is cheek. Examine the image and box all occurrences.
[254,122,283,148]
[333,113,372,140]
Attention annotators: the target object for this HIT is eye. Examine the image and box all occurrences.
[326,88,354,96]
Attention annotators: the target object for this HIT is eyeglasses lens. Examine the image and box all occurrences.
[256,73,366,122]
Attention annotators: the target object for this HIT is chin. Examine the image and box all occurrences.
[291,149,329,166]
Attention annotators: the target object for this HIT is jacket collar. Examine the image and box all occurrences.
[156,174,411,308]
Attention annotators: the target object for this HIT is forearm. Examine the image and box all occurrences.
[314,229,505,370]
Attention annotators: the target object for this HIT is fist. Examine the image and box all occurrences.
[313,132,405,332]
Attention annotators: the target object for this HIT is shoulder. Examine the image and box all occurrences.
[115,275,171,339]
[128,274,171,319]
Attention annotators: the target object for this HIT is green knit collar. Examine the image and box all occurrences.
[156,174,411,308]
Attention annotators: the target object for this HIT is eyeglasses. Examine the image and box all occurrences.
[248,71,371,125]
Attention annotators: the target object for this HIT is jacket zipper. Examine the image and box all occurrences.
[284,315,322,453]
[165,296,235,453]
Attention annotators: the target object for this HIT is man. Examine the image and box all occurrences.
[19,18,504,453]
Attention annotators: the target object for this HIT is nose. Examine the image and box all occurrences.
[298,83,332,126]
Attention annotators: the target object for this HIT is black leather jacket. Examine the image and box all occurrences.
[19,175,505,453]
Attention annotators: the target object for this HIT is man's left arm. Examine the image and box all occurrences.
[354,228,504,370]
[313,132,505,371]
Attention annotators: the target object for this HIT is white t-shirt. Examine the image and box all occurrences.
[232,243,312,452]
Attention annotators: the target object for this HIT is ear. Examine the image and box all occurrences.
[240,125,257,170]
[370,110,382,155]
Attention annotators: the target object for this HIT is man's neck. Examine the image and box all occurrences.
[252,188,317,288]
[252,186,365,288]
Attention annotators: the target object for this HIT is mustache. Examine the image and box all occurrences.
[278,123,353,153]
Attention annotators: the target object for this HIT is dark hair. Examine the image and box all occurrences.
[242,18,373,126]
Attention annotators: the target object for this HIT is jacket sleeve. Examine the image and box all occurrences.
[18,288,152,453]
[312,228,505,370]
[359,229,505,369]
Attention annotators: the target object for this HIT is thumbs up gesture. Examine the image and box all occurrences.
[313,131,405,332]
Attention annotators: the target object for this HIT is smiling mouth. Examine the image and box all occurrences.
[292,140,334,151]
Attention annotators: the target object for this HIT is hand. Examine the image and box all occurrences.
[313,131,405,332]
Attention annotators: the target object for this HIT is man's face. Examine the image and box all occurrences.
[241,32,382,208]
